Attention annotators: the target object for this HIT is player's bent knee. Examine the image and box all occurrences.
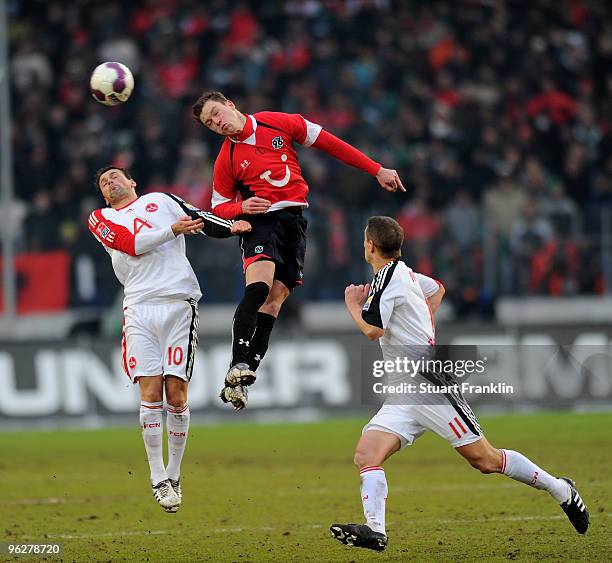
[467,454,500,474]
[141,390,163,403]
[165,377,188,407]
[139,376,164,403]
[354,447,384,468]
[260,285,290,317]
[260,300,283,317]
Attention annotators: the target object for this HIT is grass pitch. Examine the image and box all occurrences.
[1,412,611,562]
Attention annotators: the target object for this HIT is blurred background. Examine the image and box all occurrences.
[1,0,612,425]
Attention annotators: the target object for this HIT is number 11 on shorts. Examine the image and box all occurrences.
[168,346,184,365]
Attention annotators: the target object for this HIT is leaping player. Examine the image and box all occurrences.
[330,216,589,551]
[89,165,251,513]
[192,90,405,410]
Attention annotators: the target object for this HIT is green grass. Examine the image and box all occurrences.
[1,412,611,562]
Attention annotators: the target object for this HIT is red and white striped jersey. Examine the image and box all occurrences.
[88,192,202,307]
[362,259,439,353]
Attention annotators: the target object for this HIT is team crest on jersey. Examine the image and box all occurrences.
[128,356,137,369]
[363,295,373,311]
[255,245,264,254]
[145,203,158,212]
[271,136,284,150]
[96,222,111,240]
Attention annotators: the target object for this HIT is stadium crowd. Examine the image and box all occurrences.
[6,0,612,317]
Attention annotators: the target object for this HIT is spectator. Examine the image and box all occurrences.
[6,0,611,312]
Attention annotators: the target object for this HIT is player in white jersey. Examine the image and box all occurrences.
[89,166,251,513]
[331,216,589,551]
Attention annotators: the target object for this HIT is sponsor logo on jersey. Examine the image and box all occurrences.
[145,203,158,212]
[272,136,284,149]
[96,222,111,240]
[128,356,137,369]
[241,159,250,170]
[255,245,264,254]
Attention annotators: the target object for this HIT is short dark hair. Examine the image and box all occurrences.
[366,216,404,258]
[192,91,229,123]
[94,165,132,190]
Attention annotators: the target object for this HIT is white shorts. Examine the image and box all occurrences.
[363,399,483,449]
[122,299,199,383]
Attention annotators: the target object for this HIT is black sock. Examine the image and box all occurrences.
[248,312,277,371]
[231,282,269,366]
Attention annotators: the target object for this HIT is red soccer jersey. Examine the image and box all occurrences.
[211,111,381,219]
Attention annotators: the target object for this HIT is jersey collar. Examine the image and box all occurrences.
[230,114,257,145]
[114,196,140,210]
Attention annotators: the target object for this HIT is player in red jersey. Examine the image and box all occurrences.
[192,90,405,410]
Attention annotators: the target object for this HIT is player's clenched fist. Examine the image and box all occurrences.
[171,216,204,236]
[345,283,370,307]
[231,220,252,235]
[241,196,272,214]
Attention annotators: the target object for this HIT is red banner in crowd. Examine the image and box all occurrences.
[0,251,70,313]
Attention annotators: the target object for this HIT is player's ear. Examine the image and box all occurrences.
[226,100,236,109]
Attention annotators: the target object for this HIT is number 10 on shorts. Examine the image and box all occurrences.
[168,346,184,365]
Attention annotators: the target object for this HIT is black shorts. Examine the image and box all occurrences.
[240,207,307,291]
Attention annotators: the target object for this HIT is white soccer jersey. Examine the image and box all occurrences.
[88,192,228,307]
[361,259,439,352]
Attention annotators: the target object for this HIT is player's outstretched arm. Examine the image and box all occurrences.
[345,283,385,341]
[311,129,406,193]
[163,193,250,238]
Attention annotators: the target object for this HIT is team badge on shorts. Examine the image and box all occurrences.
[272,136,284,150]
[128,356,137,369]
[255,245,264,254]
[145,203,158,212]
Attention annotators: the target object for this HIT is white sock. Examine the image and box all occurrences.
[166,404,190,481]
[359,466,388,535]
[140,401,167,486]
[501,449,571,504]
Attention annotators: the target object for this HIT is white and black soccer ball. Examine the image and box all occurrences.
[90,62,134,106]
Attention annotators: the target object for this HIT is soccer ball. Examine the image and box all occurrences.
[90,62,134,106]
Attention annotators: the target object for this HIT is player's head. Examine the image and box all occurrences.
[192,91,244,136]
[364,216,404,263]
[95,166,137,206]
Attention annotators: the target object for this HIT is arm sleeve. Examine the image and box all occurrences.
[212,199,243,220]
[163,193,234,238]
[415,273,442,298]
[361,269,397,329]
[88,209,175,256]
[312,129,381,176]
[211,141,241,219]
[262,112,381,175]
